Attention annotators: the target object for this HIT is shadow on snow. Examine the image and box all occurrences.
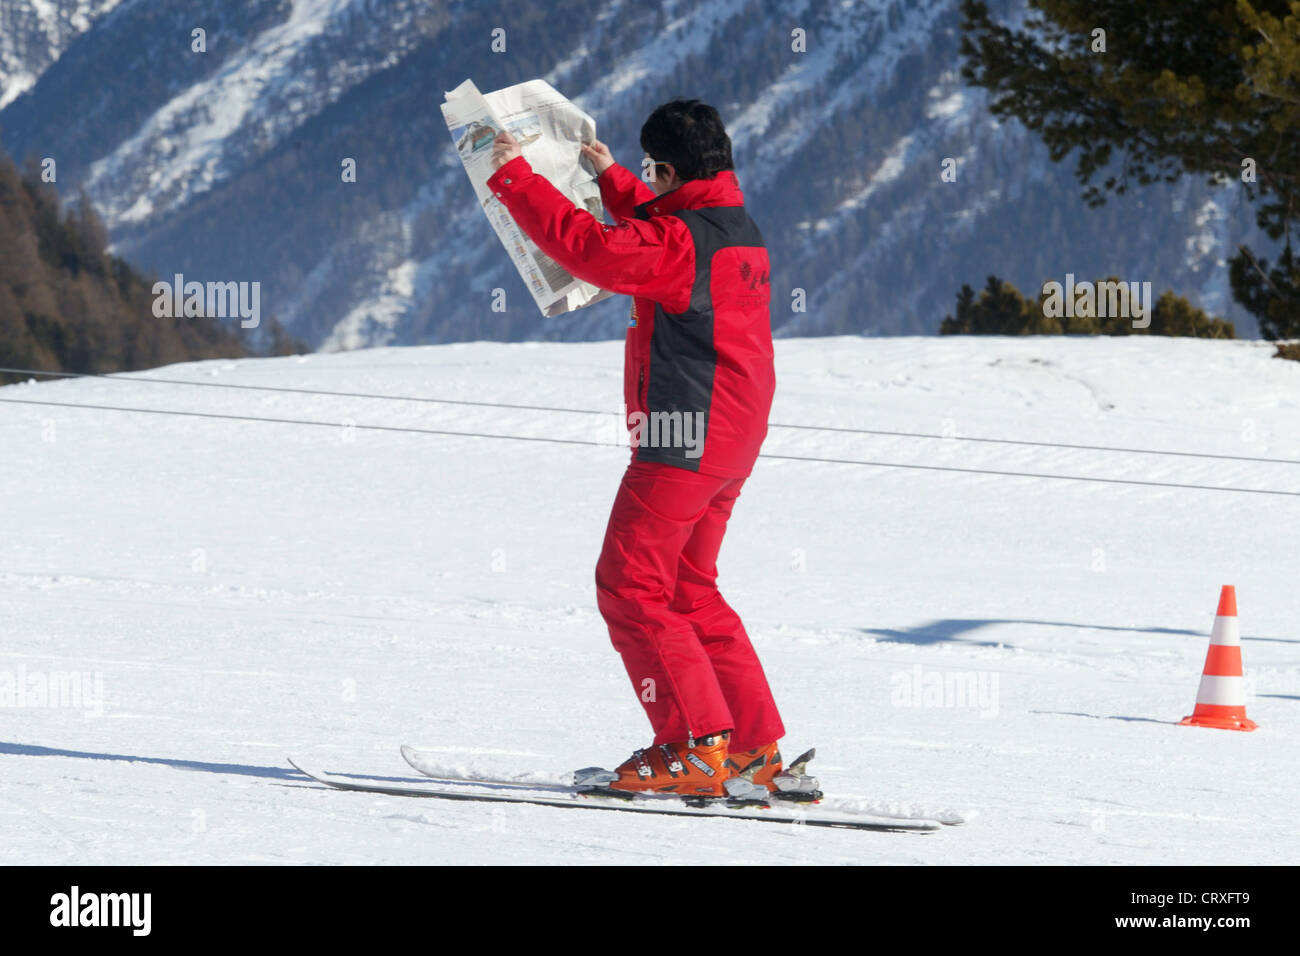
[859,618,1290,648]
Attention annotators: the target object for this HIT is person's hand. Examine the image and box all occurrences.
[492,129,521,170]
[580,138,615,175]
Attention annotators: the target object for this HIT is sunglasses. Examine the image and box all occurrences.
[642,157,674,179]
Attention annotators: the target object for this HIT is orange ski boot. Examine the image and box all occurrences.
[725,741,784,790]
[726,743,822,802]
[607,731,731,798]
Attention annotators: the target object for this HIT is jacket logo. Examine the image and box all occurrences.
[739,260,769,291]
[628,301,639,328]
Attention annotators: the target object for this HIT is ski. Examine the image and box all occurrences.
[399,744,967,827]
[401,743,825,804]
[287,758,943,832]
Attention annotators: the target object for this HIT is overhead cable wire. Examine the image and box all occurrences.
[2,366,1295,467]
[2,395,1297,499]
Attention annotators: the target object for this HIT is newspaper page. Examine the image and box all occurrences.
[442,79,613,317]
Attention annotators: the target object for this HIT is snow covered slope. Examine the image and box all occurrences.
[1,335,1297,863]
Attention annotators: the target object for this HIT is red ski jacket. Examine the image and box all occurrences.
[486,155,775,478]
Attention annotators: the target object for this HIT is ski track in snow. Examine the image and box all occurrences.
[1,336,1298,863]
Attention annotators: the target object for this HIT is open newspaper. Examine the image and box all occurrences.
[442,79,613,317]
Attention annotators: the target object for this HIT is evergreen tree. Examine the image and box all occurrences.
[0,151,261,384]
[961,0,1300,338]
[940,275,1041,334]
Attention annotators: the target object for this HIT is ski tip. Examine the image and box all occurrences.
[287,756,337,785]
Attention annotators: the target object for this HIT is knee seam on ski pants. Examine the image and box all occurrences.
[619,480,713,527]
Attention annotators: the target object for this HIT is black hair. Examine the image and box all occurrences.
[639,99,734,181]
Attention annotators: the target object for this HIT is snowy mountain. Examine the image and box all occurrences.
[0,0,123,108]
[2,335,1296,863]
[0,0,1269,348]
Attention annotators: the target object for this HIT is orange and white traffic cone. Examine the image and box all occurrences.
[1180,585,1257,732]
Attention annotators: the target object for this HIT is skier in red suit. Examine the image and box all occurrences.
[486,100,785,797]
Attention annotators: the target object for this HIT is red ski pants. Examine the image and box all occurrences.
[595,459,785,751]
